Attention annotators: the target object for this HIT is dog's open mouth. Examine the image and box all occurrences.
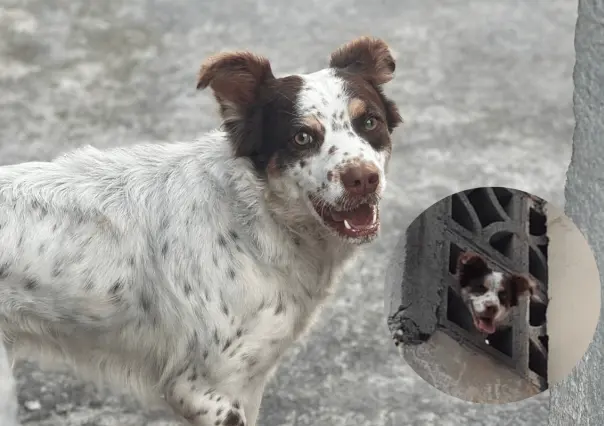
[311,201,379,239]
[473,315,496,335]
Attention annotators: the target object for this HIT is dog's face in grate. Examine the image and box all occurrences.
[457,251,535,334]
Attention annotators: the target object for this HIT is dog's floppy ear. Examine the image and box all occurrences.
[507,274,535,306]
[457,251,490,287]
[329,36,396,85]
[197,51,276,120]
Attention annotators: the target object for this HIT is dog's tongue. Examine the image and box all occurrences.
[476,318,496,334]
[331,204,374,227]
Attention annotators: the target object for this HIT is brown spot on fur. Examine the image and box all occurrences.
[344,73,401,134]
[327,171,334,181]
[348,98,366,120]
[328,145,337,155]
[329,36,396,85]
[329,37,402,138]
[504,274,535,306]
[302,115,326,137]
[340,157,364,168]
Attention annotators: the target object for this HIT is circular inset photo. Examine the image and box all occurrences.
[386,186,600,404]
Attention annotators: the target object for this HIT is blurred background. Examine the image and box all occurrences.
[0,0,576,425]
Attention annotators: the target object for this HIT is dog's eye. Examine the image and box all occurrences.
[472,284,488,294]
[363,117,378,131]
[293,132,313,146]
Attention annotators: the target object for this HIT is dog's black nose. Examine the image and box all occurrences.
[484,305,498,316]
[341,164,380,196]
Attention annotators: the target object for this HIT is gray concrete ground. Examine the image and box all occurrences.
[0,0,576,425]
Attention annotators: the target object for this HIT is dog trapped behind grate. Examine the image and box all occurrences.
[389,187,549,392]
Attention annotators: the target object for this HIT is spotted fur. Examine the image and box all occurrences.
[0,37,401,426]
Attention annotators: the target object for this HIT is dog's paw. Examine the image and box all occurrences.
[219,404,246,426]
[177,391,246,426]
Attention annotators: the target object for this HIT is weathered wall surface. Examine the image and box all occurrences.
[550,0,604,424]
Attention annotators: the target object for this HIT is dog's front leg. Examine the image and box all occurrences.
[167,374,246,426]
[237,382,265,426]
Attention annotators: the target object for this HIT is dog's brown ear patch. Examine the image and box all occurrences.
[507,274,535,306]
[197,52,275,119]
[509,275,535,295]
[329,36,396,85]
[458,251,488,270]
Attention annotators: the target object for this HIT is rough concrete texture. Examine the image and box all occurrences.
[0,0,575,425]
[551,0,604,425]
[401,331,541,404]
[0,342,19,426]
[387,200,447,346]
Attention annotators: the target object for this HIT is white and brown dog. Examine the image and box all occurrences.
[457,251,536,335]
[0,37,402,426]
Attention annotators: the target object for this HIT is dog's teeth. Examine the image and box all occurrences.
[344,220,352,230]
[371,208,377,225]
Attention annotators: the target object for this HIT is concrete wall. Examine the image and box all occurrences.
[400,330,540,404]
[551,0,604,423]
[545,202,600,386]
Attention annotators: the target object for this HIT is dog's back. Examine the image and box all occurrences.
[0,138,225,397]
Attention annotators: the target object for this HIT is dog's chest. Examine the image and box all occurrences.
[183,237,342,383]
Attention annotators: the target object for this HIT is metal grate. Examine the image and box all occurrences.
[388,187,549,391]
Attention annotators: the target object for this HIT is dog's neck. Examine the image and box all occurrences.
[193,133,359,294]
[263,183,358,254]
[262,187,361,299]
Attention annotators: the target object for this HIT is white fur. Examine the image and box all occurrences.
[0,125,368,425]
[468,271,504,314]
[286,70,388,207]
[462,270,513,330]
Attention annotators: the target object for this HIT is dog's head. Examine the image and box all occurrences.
[457,251,535,334]
[196,37,402,244]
